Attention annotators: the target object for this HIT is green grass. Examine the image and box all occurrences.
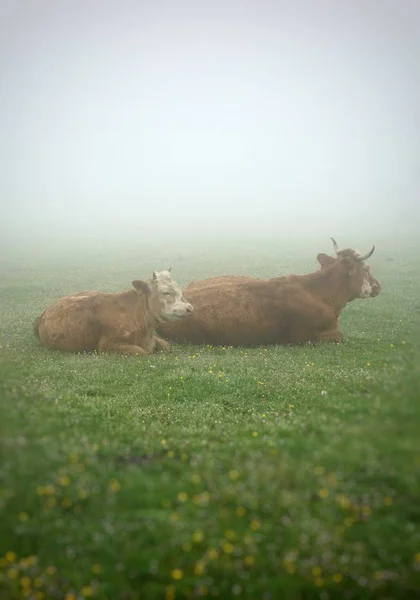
[1,238,419,600]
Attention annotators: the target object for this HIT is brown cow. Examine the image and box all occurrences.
[33,269,193,355]
[158,240,380,347]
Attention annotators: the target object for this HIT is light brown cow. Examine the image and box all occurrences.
[33,269,193,355]
[158,240,380,347]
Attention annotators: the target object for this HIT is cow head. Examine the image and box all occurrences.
[316,238,381,299]
[133,269,193,322]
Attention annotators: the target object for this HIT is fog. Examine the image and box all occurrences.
[1,0,419,246]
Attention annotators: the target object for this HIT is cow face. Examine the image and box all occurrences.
[317,244,381,300]
[345,258,373,299]
[148,269,193,322]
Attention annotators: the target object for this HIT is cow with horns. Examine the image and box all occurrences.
[158,239,381,346]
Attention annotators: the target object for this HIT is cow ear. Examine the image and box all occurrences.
[317,253,335,268]
[132,280,150,295]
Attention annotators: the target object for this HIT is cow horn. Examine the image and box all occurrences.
[331,237,340,254]
[357,245,375,261]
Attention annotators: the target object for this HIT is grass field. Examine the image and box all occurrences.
[1,237,419,600]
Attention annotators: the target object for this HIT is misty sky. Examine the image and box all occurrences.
[1,0,419,242]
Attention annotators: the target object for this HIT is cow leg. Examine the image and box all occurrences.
[153,335,171,352]
[98,338,147,355]
[316,328,343,343]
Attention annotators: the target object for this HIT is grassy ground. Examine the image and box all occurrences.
[1,238,419,600]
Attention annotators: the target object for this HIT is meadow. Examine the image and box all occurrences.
[1,237,419,600]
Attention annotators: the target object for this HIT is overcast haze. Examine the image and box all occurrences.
[1,0,419,244]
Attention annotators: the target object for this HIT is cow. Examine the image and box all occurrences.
[33,269,193,355]
[157,240,380,347]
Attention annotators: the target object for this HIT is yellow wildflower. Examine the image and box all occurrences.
[336,494,351,509]
[171,568,183,580]
[222,542,234,554]
[283,561,296,574]
[5,551,17,563]
[194,561,205,575]
[109,479,120,493]
[20,576,31,588]
[192,530,204,543]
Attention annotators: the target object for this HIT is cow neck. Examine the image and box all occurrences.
[303,265,352,313]
[126,289,158,333]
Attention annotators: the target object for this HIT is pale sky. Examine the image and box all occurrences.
[1,0,419,242]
